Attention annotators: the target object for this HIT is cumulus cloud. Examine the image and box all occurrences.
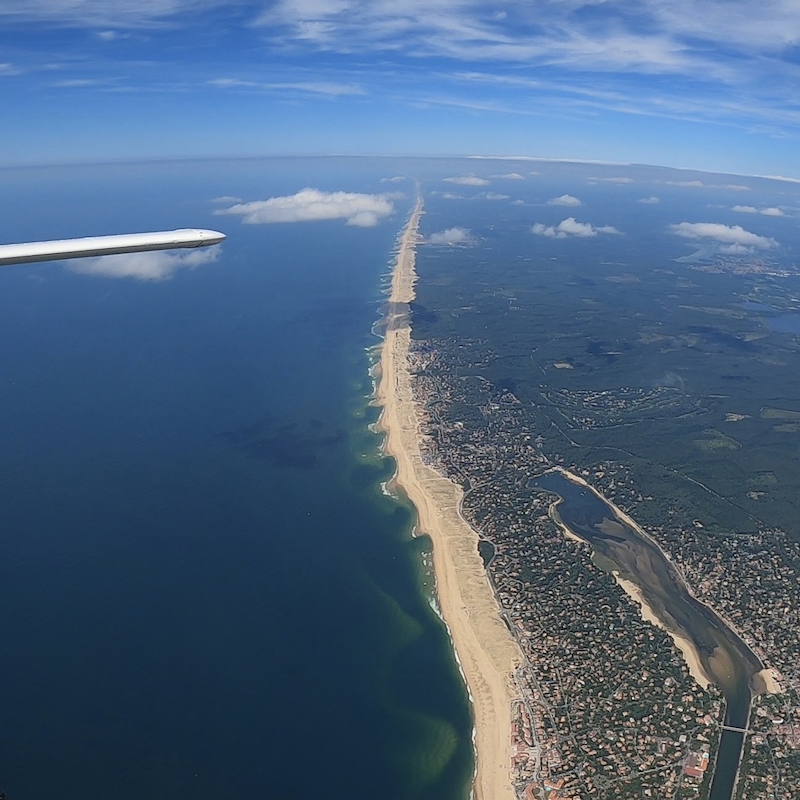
[733,204,784,216]
[532,218,621,238]
[639,196,660,204]
[490,172,525,180]
[443,175,490,186]
[211,195,242,204]
[547,194,582,207]
[214,188,393,227]
[431,191,465,200]
[427,227,473,245]
[669,221,777,250]
[68,246,219,281]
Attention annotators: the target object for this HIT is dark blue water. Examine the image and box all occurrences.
[0,160,473,800]
[740,301,776,312]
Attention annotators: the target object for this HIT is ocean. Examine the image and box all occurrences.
[0,158,474,800]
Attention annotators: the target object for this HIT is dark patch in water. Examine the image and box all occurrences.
[687,325,751,351]
[586,340,617,364]
[493,377,519,393]
[221,418,346,470]
[410,302,438,324]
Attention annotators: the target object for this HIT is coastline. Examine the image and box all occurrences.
[376,196,520,800]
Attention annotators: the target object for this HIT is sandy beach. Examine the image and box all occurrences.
[376,196,520,800]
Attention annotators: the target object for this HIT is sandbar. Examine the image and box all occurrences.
[553,468,782,697]
[547,494,712,689]
[613,572,712,689]
[376,196,520,800]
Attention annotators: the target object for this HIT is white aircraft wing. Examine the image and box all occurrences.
[0,229,226,267]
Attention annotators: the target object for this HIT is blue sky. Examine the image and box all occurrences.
[3,0,800,175]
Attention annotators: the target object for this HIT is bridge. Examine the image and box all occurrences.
[721,724,751,734]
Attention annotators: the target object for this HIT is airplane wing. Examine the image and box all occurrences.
[0,229,226,267]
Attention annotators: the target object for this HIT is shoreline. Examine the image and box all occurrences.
[375,196,520,800]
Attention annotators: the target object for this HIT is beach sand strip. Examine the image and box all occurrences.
[377,197,520,800]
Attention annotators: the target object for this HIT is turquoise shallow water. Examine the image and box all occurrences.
[0,159,473,800]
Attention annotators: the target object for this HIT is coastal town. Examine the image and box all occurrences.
[407,332,800,799]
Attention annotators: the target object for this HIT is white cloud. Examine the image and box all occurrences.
[214,188,393,227]
[443,175,490,186]
[762,175,800,184]
[211,195,242,204]
[427,227,473,245]
[251,0,800,97]
[639,196,660,204]
[733,204,784,216]
[667,179,705,187]
[547,194,582,207]
[9,0,800,145]
[669,221,777,250]
[208,78,364,96]
[593,176,634,184]
[490,172,525,180]
[665,179,751,191]
[12,1,800,155]
[532,218,621,238]
[346,211,383,227]
[719,243,757,254]
[52,78,111,87]
[380,176,406,183]
[68,246,219,281]
[484,192,510,200]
